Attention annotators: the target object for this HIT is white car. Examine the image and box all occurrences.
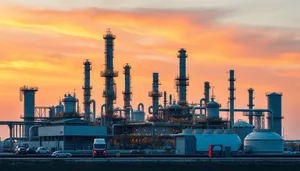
[52,151,72,158]
[36,147,50,154]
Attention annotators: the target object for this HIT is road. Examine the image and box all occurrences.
[1,157,300,163]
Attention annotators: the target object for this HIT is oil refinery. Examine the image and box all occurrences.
[0,29,292,157]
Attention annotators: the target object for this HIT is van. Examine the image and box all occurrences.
[93,138,107,157]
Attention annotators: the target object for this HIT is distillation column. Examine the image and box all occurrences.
[148,73,162,119]
[204,81,211,104]
[175,48,189,106]
[248,88,254,125]
[83,59,92,121]
[101,29,118,126]
[123,63,132,120]
[228,70,235,129]
[20,86,38,138]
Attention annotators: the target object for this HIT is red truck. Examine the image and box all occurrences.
[92,138,107,157]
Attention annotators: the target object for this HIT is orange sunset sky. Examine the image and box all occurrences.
[0,0,300,140]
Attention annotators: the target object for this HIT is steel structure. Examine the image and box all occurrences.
[101,29,118,126]
[248,88,255,125]
[122,63,132,120]
[83,59,92,121]
[20,86,38,138]
[175,48,189,106]
[228,70,235,129]
[148,73,162,119]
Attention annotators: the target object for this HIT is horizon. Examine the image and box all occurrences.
[0,0,300,140]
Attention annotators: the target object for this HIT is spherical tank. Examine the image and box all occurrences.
[194,133,242,152]
[244,129,284,154]
[62,94,77,113]
[132,110,145,122]
[206,98,220,118]
[233,120,255,143]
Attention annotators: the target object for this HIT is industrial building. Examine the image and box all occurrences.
[1,29,286,156]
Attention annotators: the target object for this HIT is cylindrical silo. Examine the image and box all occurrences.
[206,98,220,118]
[62,94,78,113]
[266,92,283,136]
[132,110,145,122]
[55,101,64,115]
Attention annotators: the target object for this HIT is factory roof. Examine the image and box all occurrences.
[233,120,255,128]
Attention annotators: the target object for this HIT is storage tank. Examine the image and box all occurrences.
[214,129,224,134]
[206,98,220,118]
[62,94,78,113]
[194,133,242,152]
[193,129,203,134]
[182,128,193,134]
[55,101,64,115]
[233,120,255,143]
[244,129,284,154]
[203,129,214,134]
[131,110,145,122]
[266,92,283,136]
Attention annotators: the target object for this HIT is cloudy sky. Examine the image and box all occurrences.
[0,0,299,139]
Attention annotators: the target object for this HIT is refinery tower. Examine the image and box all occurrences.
[101,29,118,127]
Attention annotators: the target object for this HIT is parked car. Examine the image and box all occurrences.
[51,151,72,158]
[15,147,27,155]
[36,147,50,154]
[26,147,37,154]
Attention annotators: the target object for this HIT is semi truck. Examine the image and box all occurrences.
[92,138,107,157]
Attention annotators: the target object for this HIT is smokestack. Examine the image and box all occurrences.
[83,59,92,121]
[175,48,189,106]
[204,81,210,104]
[248,88,254,125]
[100,29,118,126]
[169,94,172,105]
[228,70,235,129]
[148,73,162,119]
[123,63,132,120]
[163,91,167,107]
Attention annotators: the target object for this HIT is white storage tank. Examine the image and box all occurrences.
[214,129,223,134]
[62,94,78,113]
[194,133,242,152]
[182,128,193,134]
[233,120,255,143]
[193,129,203,134]
[203,129,214,134]
[131,110,145,122]
[206,98,220,119]
[55,101,64,115]
[244,129,284,154]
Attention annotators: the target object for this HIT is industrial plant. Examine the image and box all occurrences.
[0,29,290,156]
